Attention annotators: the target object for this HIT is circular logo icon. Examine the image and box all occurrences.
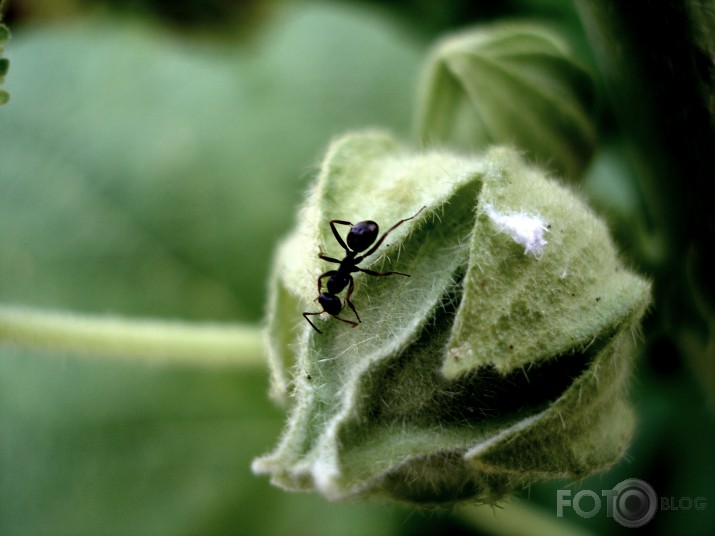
[610,478,658,528]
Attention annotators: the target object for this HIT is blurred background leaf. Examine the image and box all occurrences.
[0,1,421,322]
[3,347,464,536]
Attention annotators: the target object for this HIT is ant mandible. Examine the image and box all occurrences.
[303,206,426,333]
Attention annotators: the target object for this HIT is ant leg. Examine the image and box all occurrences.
[332,314,359,328]
[360,206,426,259]
[318,250,342,264]
[303,311,323,333]
[304,308,356,331]
[344,276,361,324]
[359,267,410,278]
[328,220,353,253]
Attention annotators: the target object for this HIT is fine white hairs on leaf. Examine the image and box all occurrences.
[311,458,341,498]
[484,204,549,257]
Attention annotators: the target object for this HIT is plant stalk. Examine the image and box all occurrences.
[0,305,265,366]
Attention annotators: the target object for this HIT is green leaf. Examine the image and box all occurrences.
[415,22,596,181]
[257,131,650,505]
[0,14,9,105]
[262,130,485,402]
[0,4,422,322]
[444,146,650,376]
[0,347,409,536]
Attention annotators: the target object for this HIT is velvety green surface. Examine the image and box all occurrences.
[257,132,649,504]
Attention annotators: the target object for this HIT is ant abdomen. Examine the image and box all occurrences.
[318,293,342,316]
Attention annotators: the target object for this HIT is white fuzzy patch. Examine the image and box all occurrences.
[485,204,548,257]
[311,458,341,498]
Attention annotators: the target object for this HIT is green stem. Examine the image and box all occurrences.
[0,305,265,366]
[456,498,595,536]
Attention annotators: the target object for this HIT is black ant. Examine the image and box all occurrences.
[303,206,425,333]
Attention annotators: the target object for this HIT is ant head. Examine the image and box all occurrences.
[347,220,379,252]
[318,293,342,316]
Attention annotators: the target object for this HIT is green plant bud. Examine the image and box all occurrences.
[415,23,595,181]
[254,131,650,505]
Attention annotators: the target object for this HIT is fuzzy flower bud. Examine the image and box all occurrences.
[253,131,650,505]
[415,23,595,181]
